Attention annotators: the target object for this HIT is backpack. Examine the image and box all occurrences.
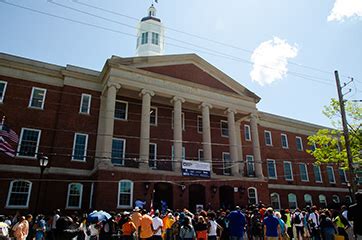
[294,213,301,224]
[0,225,8,236]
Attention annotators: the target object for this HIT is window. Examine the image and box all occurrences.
[264,130,272,146]
[197,116,203,133]
[288,193,298,209]
[198,149,203,161]
[296,136,303,151]
[171,145,185,160]
[339,169,347,184]
[66,183,83,209]
[284,161,293,181]
[0,81,8,103]
[72,133,88,161]
[248,187,258,205]
[332,195,340,204]
[267,159,277,179]
[327,166,336,183]
[299,163,309,181]
[79,94,91,114]
[319,194,327,208]
[112,138,126,165]
[310,142,317,151]
[118,180,133,208]
[17,128,41,158]
[115,100,128,120]
[171,112,185,130]
[313,164,322,183]
[29,87,46,109]
[222,152,231,175]
[151,32,159,45]
[345,195,352,205]
[221,120,228,137]
[246,155,255,177]
[244,125,251,141]
[149,143,157,168]
[141,32,148,44]
[270,193,281,210]
[6,180,32,208]
[304,194,313,206]
[281,134,288,149]
[150,107,157,126]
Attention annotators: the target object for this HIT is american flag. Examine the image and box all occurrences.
[0,137,15,157]
[0,123,19,143]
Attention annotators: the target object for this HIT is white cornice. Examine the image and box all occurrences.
[268,184,349,193]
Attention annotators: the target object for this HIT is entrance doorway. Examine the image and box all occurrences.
[219,185,234,209]
[153,183,173,211]
[188,184,206,212]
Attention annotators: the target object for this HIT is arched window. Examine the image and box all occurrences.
[332,195,340,204]
[288,193,298,209]
[6,180,32,208]
[248,187,258,205]
[304,194,313,206]
[118,180,133,208]
[66,183,83,209]
[345,195,352,205]
[270,193,281,210]
[319,194,327,208]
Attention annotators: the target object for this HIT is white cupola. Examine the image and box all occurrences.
[136,4,165,56]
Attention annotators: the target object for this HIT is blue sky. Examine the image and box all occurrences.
[1,0,361,128]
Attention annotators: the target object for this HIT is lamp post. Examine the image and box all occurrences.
[35,155,49,214]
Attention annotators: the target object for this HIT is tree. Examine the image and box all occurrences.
[307,98,361,169]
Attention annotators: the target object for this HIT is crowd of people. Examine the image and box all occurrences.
[0,192,361,240]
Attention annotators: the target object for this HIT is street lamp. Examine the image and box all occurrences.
[35,154,49,214]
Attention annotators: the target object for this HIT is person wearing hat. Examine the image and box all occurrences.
[263,207,280,240]
[122,212,137,240]
[131,207,142,239]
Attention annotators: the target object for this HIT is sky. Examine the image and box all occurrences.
[0,0,361,128]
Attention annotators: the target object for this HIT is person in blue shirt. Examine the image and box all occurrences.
[263,208,280,240]
[227,206,246,240]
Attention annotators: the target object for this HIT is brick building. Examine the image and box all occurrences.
[0,6,353,214]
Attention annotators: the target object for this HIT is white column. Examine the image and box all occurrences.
[250,113,264,178]
[171,96,185,172]
[200,103,212,166]
[226,108,239,176]
[139,89,155,170]
[96,82,121,167]
[235,119,244,177]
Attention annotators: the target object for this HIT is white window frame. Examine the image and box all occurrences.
[197,115,203,134]
[198,149,203,161]
[304,194,313,206]
[345,195,352,205]
[319,194,327,207]
[66,183,83,209]
[339,168,348,184]
[267,159,277,179]
[270,192,281,210]
[112,138,126,166]
[171,145,186,160]
[299,163,309,182]
[327,166,336,184]
[0,80,8,103]
[150,106,158,126]
[246,155,255,177]
[17,128,42,159]
[284,161,294,181]
[244,124,251,141]
[264,130,273,146]
[332,195,340,204]
[141,32,148,44]
[313,164,323,183]
[248,187,258,204]
[6,180,32,209]
[71,133,88,162]
[296,136,303,151]
[222,152,231,175]
[171,112,185,131]
[288,193,298,209]
[28,87,47,109]
[151,32,159,45]
[79,93,91,114]
[281,133,289,149]
[115,100,128,120]
[220,120,228,137]
[117,180,133,208]
[149,143,157,168]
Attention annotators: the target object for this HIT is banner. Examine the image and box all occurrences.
[182,160,211,178]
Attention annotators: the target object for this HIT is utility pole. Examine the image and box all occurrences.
[334,70,356,202]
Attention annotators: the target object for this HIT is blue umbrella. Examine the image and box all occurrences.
[87,210,112,222]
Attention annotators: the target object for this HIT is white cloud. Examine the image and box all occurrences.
[328,0,362,22]
[250,37,298,86]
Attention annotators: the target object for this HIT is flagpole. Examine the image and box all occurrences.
[1,115,5,125]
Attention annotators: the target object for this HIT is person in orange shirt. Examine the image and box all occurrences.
[131,207,143,239]
[13,215,31,240]
[162,212,175,240]
[122,212,137,240]
[139,210,155,240]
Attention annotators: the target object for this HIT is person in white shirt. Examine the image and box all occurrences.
[152,210,163,240]
[292,209,304,240]
[308,206,321,240]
